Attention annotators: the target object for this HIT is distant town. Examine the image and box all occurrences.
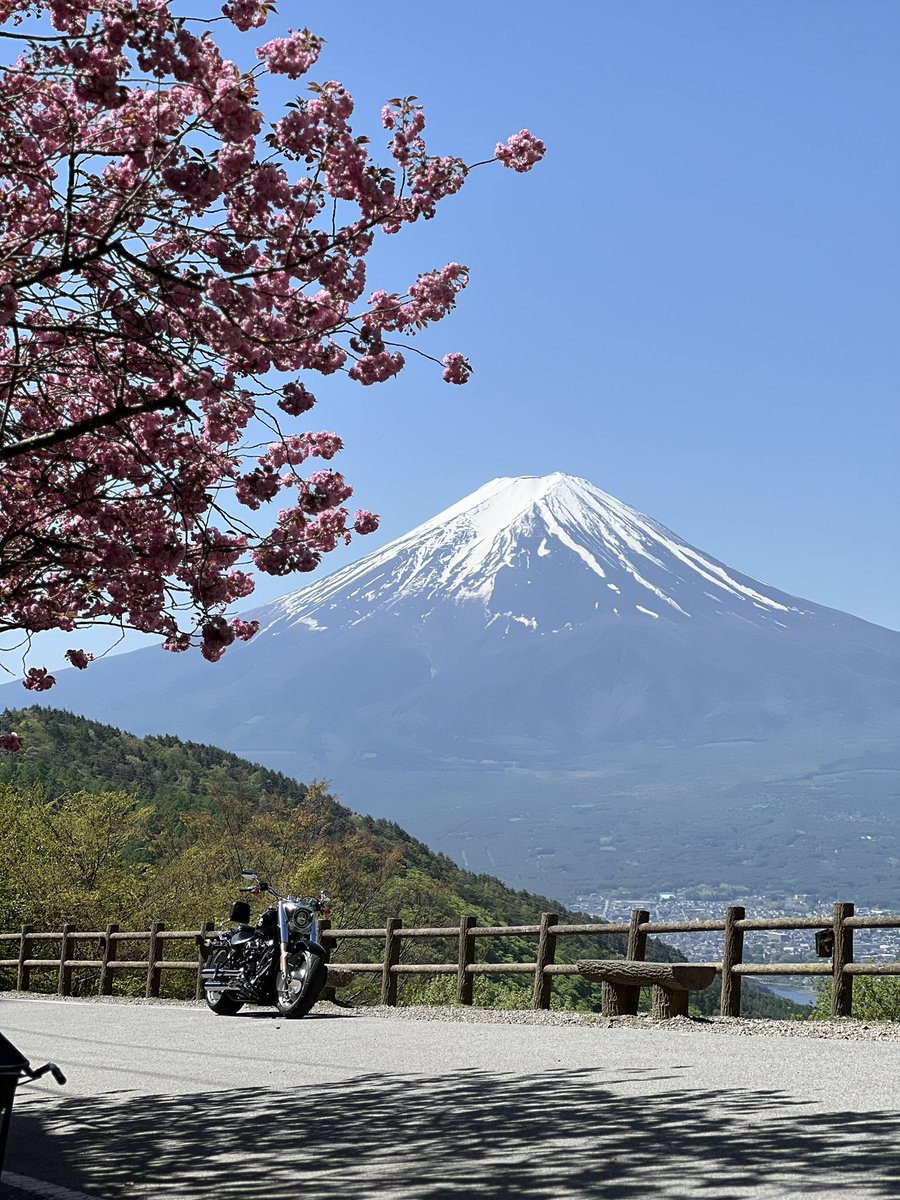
[572,887,900,967]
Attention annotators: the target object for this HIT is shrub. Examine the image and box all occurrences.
[809,972,900,1021]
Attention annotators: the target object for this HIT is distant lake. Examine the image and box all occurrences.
[759,982,817,1007]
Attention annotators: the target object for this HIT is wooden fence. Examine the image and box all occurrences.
[3,902,900,1018]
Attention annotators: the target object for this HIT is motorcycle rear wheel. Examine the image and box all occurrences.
[275,953,327,1018]
[205,950,246,1016]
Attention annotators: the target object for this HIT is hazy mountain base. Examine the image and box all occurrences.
[0,707,800,1018]
[323,728,900,908]
[21,618,899,909]
[9,472,900,912]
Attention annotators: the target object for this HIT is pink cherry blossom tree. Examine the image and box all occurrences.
[0,0,543,747]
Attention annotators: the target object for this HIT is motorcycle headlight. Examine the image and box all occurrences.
[287,904,312,934]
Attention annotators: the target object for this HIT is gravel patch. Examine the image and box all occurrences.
[352,1004,900,1040]
[7,993,900,1040]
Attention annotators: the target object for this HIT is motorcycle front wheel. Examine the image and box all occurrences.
[204,950,246,1016]
[275,951,327,1018]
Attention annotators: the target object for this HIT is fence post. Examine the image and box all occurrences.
[532,913,558,1010]
[195,921,214,1001]
[456,915,476,1006]
[16,925,32,993]
[831,901,854,1017]
[720,905,745,1017]
[318,918,336,1003]
[99,924,119,996]
[145,921,164,999]
[57,924,74,996]
[381,918,401,1007]
[619,908,650,1016]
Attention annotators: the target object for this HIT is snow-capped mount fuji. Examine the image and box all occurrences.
[9,473,900,903]
[261,472,812,639]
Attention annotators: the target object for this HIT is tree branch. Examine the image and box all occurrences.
[0,392,188,463]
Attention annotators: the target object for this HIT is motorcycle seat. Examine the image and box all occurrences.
[229,925,257,945]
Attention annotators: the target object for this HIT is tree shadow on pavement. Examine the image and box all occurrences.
[9,1064,900,1200]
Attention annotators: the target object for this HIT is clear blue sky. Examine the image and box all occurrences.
[241,0,898,631]
[17,2,900,675]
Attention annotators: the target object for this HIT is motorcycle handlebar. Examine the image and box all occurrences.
[27,1062,66,1086]
[234,881,330,910]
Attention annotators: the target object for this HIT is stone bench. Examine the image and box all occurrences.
[319,966,362,1003]
[576,960,718,1018]
[323,968,358,990]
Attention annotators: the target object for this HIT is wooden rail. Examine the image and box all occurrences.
[2,901,899,1017]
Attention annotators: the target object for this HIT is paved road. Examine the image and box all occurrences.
[2,997,900,1199]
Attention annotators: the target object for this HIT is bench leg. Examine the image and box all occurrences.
[619,982,641,1016]
[602,981,632,1016]
[651,985,688,1019]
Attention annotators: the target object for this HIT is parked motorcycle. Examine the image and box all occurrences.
[200,870,331,1018]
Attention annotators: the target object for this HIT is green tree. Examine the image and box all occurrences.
[0,785,153,928]
[810,974,900,1022]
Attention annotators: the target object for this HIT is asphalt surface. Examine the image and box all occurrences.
[2,996,900,1199]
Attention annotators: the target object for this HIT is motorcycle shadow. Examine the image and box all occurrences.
[231,1007,355,1020]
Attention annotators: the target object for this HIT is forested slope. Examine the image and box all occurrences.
[0,707,799,1017]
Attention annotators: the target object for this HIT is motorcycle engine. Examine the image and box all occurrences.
[233,940,273,998]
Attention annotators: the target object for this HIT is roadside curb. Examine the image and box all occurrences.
[1,1171,104,1200]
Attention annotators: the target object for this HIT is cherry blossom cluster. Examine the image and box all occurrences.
[257,28,323,79]
[495,130,546,173]
[0,0,543,747]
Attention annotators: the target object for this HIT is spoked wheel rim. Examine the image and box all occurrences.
[279,954,311,1004]
[205,949,245,1015]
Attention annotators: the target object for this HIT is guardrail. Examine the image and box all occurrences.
[2,903,899,1017]
[0,922,217,1001]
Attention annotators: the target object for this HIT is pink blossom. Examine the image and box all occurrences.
[23,667,56,692]
[257,29,323,79]
[348,349,405,385]
[69,43,124,108]
[303,431,343,459]
[200,615,235,662]
[442,352,472,384]
[495,129,546,173]
[65,648,93,670]
[230,617,259,641]
[367,264,468,333]
[162,161,223,211]
[235,465,282,509]
[47,1,90,35]
[163,633,192,654]
[278,382,316,416]
[306,469,352,506]
[216,141,255,188]
[353,510,379,535]
[0,283,17,327]
[222,0,270,32]
[406,156,467,220]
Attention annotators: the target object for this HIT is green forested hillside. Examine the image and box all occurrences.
[0,707,800,1017]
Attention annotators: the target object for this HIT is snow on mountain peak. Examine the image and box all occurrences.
[262,473,810,636]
